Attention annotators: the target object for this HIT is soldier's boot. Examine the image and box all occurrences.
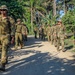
[62,48,66,52]
[12,46,18,50]
[54,43,57,47]
[62,43,66,52]
[57,46,60,51]
[0,63,5,71]
[55,45,57,47]
[5,57,8,64]
[20,43,24,49]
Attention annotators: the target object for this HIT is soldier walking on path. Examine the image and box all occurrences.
[41,25,46,41]
[39,26,42,39]
[53,24,58,47]
[14,19,24,50]
[56,20,66,52]
[34,26,38,39]
[50,25,55,44]
[0,5,14,71]
[22,23,28,41]
[11,22,16,45]
[46,25,51,42]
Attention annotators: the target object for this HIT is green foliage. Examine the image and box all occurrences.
[62,10,75,33]
[0,0,25,20]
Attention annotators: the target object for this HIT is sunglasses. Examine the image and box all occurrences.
[0,9,7,11]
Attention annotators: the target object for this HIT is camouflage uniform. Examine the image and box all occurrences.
[46,25,51,42]
[53,24,58,47]
[39,26,42,39]
[34,26,38,39]
[15,19,23,49]
[50,25,55,44]
[0,5,14,71]
[10,18,15,44]
[22,23,28,41]
[57,20,66,52]
[42,25,46,40]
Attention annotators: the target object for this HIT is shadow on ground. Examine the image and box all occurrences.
[65,45,73,51]
[0,49,75,75]
[0,36,75,75]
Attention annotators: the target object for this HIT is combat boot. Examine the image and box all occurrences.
[0,63,5,71]
[5,57,8,64]
[62,49,66,52]
[20,43,24,49]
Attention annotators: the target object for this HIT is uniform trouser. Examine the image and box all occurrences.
[51,34,54,44]
[57,37,64,51]
[53,36,57,46]
[34,31,37,39]
[47,35,51,42]
[0,35,9,64]
[15,32,23,48]
[41,34,45,40]
[39,33,41,39]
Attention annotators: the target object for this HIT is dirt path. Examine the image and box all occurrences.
[0,35,75,75]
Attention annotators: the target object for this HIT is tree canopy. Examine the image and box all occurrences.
[0,0,75,33]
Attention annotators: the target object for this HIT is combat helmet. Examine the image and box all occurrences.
[17,18,21,22]
[57,19,62,23]
[0,5,8,11]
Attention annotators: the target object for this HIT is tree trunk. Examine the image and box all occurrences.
[64,0,68,14]
[31,4,33,34]
[53,0,56,16]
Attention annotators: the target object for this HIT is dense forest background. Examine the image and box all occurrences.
[0,0,75,34]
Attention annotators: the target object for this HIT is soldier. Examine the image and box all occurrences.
[41,25,46,41]
[10,17,15,45]
[56,20,66,52]
[53,24,57,47]
[15,19,24,49]
[34,26,38,39]
[39,26,42,39]
[22,23,28,41]
[25,25,29,41]
[0,5,14,71]
[46,25,51,42]
[50,25,55,44]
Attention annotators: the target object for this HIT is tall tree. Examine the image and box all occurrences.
[53,0,56,16]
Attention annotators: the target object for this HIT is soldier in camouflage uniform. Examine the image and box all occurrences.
[42,25,46,40]
[11,21,16,45]
[53,24,58,47]
[56,20,66,52]
[46,25,51,42]
[39,26,42,39]
[15,19,23,49]
[0,5,14,71]
[50,25,55,44]
[22,23,28,41]
[34,26,38,39]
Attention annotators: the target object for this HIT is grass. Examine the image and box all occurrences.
[65,36,75,52]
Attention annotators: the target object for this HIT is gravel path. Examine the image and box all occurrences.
[0,35,75,75]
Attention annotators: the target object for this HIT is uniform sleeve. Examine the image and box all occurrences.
[9,17,15,25]
[21,25,23,33]
[63,25,67,35]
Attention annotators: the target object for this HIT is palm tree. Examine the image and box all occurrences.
[53,0,56,16]
[22,0,47,33]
